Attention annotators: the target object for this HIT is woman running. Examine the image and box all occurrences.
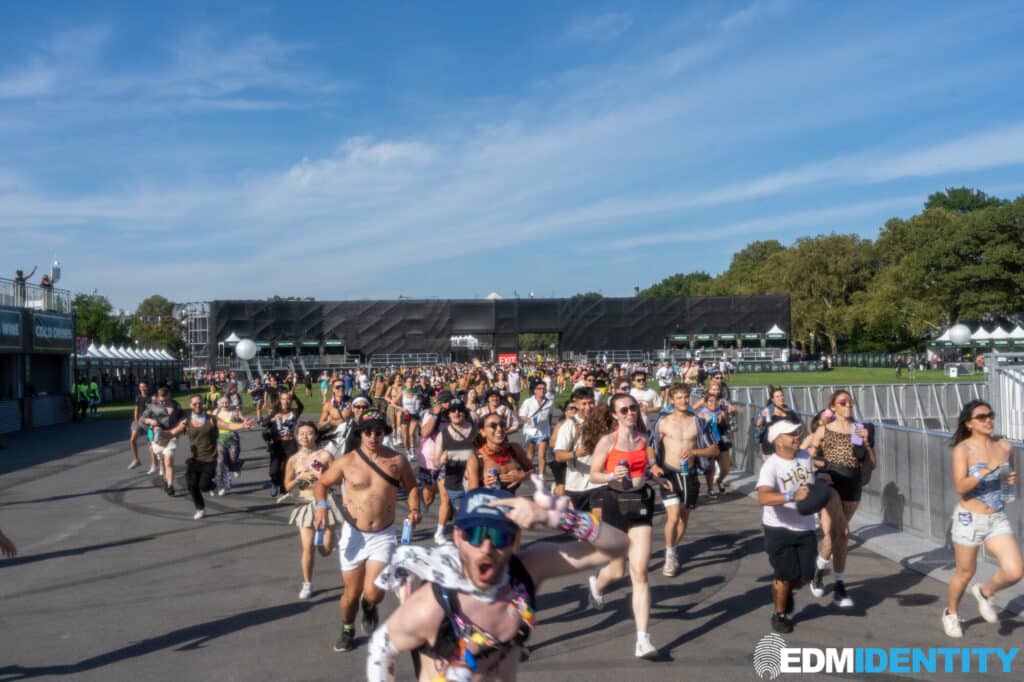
[262,389,305,497]
[283,421,342,600]
[755,386,799,456]
[467,413,532,493]
[211,395,245,495]
[942,400,1021,637]
[433,401,477,545]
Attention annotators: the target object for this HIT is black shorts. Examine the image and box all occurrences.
[548,460,567,486]
[417,467,442,488]
[827,467,863,503]
[567,488,600,512]
[661,469,700,510]
[594,485,655,532]
[763,525,817,582]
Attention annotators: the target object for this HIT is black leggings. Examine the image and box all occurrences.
[186,458,217,510]
[268,439,298,487]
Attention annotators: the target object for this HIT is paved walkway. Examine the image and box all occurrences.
[0,423,1021,681]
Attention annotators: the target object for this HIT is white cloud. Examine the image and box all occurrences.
[720,0,793,31]
[566,12,633,42]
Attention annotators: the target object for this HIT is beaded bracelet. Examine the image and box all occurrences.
[556,509,600,543]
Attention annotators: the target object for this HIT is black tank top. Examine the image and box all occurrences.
[442,425,475,490]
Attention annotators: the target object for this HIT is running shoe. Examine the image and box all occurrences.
[360,598,380,634]
[971,583,999,623]
[771,613,794,634]
[128,460,140,470]
[717,481,726,494]
[216,488,226,496]
[433,527,447,545]
[193,509,205,520]
[334,627,355,652]
[941,609,963,638]
[662,553,679,577]
[809,569,826,598]
[707,489,719,499]
[587,575,604,610]
[233,471,241,479]
[271,485,280,497]
[299,582,313,600]
[634,634,658,659]
[833,581,853,608]
[146,466,156,475]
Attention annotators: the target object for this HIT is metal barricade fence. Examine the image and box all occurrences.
[730,402,1023,553]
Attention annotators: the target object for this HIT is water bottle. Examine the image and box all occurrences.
[401,518,413,545]
[488,468,501,490]
[314,524,325,546]
[1000,462,1017,505]
[618,459,633,489]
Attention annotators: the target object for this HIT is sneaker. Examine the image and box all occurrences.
[662,553,679,577]
[166,485,175,497]
[146,466,156,475]
[810,568,826,598]
[360,598,380,634]
[942,609,963,638]
[216,488,226,496]
[634,634,658,659]
[833,580,853,608]
[271,485,280,497]
[587,575,604,610]
[193,509,205,520]
[771,613,794,634]
[333,627,356,652]
[707,489,719,499]
[971,583,999,624]
[299,582,313,600]
[716,480,726,494]
[433,528,447,545]
[128,460,140,470]
[233,471,241,479]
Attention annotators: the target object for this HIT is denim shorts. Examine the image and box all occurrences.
[951,505,1013,547]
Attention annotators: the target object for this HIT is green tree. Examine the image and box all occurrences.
[131,294,186,357]
[72,294,131,346]
[924,187,1008,213]
[638,272,711,297]
[135,294,174,319]
[697,240,786,295]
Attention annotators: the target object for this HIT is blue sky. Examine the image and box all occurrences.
[2,0,1024,310]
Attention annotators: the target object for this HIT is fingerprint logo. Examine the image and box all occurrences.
[753,633,786,680]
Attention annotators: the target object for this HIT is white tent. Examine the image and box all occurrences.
[1010,326,1024,340]
[766,324,786,337]
[225,331,241,343]
[970,326,991,341]
[990,326,1011,340]
[936,329,951,342]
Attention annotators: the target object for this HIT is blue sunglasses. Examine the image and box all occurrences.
[462,525,515,549]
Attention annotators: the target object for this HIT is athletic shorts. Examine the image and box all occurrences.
[662,469,700,510]
[417,467,443,487]
[338,522,397,572]
[951,505,1013,547]
[548,460,567,486]
[252,397,264,406]
[826,466,863,503]
[130,420,148,435]
[567,488,601,512]
[444,487,467,513]
[762,525,817,582]
[152,438,177,458]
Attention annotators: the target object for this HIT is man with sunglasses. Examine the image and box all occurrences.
[629,371,662,428]
[554,387,601,511]
[320,381,354,445]
[313,410,422,654]
[367,484,629,682]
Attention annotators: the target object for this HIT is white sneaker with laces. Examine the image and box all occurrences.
[942,609,963,638]
[299,582,313,600]
[434,528,447,545]
[128,460,140,470]
[635,634,658,659]
[193,509,206,520]
[662,553,679,577]
[971,583,999,624]
[588,575,604,610]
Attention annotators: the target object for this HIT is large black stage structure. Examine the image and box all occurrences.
[209,296,789,357]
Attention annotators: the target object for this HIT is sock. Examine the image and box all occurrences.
[665,547,673,559]
[816,555,830,570]
[833,571,844,583]
[343,622,355,632]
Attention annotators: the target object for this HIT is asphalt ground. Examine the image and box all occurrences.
[1,421,1021,681]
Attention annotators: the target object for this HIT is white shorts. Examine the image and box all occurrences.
[338,522,396,572]
[951,505,1013,547]
[152,438,177,458]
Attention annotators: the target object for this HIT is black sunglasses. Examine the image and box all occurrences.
[485,422,504,430]
[617,405,639,414]
[972,412,996,421]
[462,525,514,549]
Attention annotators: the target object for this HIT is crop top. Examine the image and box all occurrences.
[604,434,648,478]
[964,461,1004,512]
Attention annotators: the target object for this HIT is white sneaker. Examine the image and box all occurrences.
[434,528,447,545]
[299,582,313,600]
[216,488,226,496]
[662,553,679,577]
[193,509,206,520]
[146,466,156,475]
[971,583,999,624]
[942,609,963,638]
[128,460,140,470]
[233,471,240,479]
[635,634,658,659]
[587,575,604,610]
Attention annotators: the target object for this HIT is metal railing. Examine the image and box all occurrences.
[986,352,1024,442]
[0,277,73,313]
[368,353,440,367]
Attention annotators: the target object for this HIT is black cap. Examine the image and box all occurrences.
[437,390,454,404]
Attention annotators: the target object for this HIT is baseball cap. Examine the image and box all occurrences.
[767,419,802,443]
[437,390,454,404]
[353,410,392,434]
[454,488,519,536]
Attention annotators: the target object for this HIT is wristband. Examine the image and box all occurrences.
[556,509,600,543]
[784,490,794,503]
[315,500,330,509]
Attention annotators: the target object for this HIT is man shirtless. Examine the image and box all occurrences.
[313,410,422,653]
[657,385,719,576]
[319,381,356,453]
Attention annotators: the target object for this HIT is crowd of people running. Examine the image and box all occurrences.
[118,358,1020,680]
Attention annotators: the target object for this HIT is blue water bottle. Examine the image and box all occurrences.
[401,518,413,545]
[618,459,633,489]
[314,524,325,547]
[488,468,501,490]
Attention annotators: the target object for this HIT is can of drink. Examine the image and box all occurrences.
[488,468,500,489]
[401,518,413,545]
[681,457,689,475]
[314,525,325,546]
[618,459,633,489]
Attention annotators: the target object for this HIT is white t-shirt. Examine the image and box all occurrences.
[629,387,663,427]
[554,417,598,492]
[518,395,553,437]
[756,452,816,532]
[655,366,673,387]
[507,371,521,395]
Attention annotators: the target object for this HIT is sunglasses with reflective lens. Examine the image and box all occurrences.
[462,525,514,549]
[972,412,996,421]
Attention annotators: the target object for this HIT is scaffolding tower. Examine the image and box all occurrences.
[182,302,210,368]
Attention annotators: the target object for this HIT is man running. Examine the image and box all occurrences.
[657,385,719,576]
[248,378,266,421]
[313,411,422,654]
[518,380,553,479]
[629,371,662,428]
[129,381,151,471]
[554,387,600,511]
[366,483,629,681]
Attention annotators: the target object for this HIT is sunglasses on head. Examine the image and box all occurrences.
[462,525,514,549]
[617,405,639,414]
[972,412,996,421]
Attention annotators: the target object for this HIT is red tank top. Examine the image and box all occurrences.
[604,434,648,477]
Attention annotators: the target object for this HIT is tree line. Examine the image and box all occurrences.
[637,188,1023,353]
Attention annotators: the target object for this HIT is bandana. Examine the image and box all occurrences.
[375,543,509,603]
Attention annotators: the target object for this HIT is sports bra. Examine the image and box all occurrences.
[605,434,648,478]
[415,555,536,680]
